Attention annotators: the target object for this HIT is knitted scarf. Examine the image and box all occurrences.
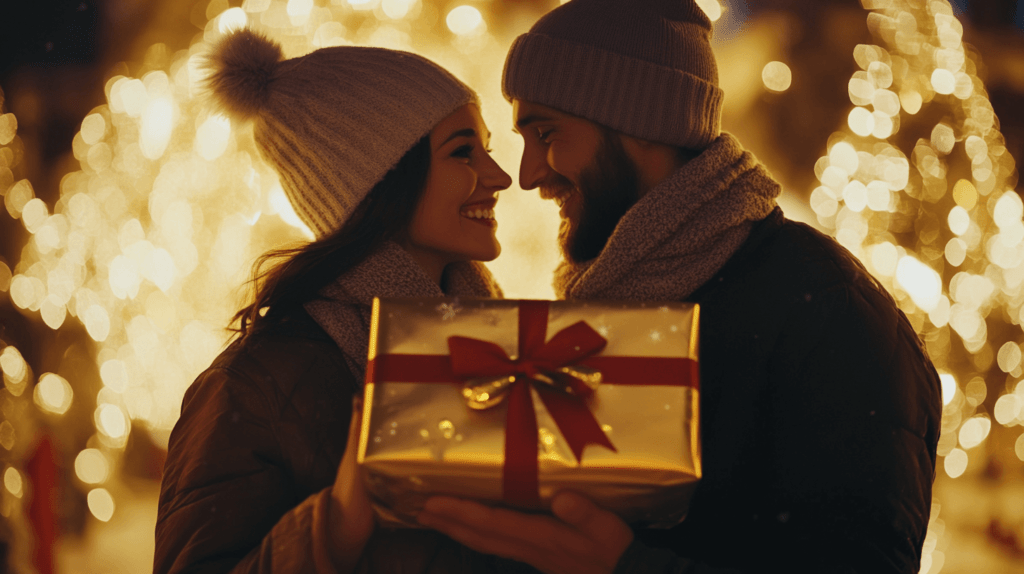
[554,133,782,301]
[305,241,502,384]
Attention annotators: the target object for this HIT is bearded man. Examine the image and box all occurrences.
[416,1,942,573]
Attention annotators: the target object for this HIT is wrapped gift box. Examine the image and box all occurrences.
[358,297,700,528]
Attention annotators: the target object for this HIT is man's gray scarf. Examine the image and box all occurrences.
[305,241,501,384]
[554,133,782,301]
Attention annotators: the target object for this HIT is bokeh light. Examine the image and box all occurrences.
[761,61,792,92]
[87,488,115,522]
[446,6,483,36]
[32,373,73,415]
[75,449,111,485]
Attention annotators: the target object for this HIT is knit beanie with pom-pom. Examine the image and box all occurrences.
[205,29,478,238]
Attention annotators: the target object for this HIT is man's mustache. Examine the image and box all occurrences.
[539,173,576,203]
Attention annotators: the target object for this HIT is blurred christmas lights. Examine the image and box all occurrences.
[0,3,1018,565]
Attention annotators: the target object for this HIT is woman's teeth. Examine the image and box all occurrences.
[461,208,495,220]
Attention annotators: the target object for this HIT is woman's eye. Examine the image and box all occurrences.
[451,144,473,159]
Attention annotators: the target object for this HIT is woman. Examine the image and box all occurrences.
[153,28,517,573]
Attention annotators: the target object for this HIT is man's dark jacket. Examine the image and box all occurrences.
[154,209,941,574]
[618,208,942,573]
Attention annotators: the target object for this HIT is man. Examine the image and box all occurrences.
[416,1,942,573]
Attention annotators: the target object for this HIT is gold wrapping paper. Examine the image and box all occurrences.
[358,297,701,528]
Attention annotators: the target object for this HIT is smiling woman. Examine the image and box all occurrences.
[401,104,511,284]
[153,27,516,574]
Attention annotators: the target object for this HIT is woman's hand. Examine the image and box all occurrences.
[417,491,634,574]
[327,396,375,573]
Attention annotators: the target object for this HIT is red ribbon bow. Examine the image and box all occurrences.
[365,300,699,507]
[447,300,617,506]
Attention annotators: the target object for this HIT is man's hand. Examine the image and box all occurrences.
[417,491,634,574]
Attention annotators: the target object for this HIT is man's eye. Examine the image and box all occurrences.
[538,129,553,143]
[452,144,473,159]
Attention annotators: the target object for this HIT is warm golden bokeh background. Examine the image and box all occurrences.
[1,0,1023,572]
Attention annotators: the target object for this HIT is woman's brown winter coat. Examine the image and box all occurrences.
[153,310,536,574]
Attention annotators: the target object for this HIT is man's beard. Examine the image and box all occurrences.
[555,132,641,264]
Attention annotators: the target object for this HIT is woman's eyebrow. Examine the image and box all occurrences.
[440,128,477,147]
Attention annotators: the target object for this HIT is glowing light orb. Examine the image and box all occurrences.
[930,123,955,154]
[140,98,174,160]
[39,296,67,330]
[3,468,23,498]
[87,488,115,522]
[993,191,1024,229]
[0,113,16,145]
[994,394,1021,425]
[931,68,956,95]
[80,114,106,145]
[286,0,314,23]
[895,255,941,311]
[34,373,73,415]
[939,373,957,406]
[83,305,111,342]
[75,449,110,484]
[947,206,970,236]
[0,346,28,386]
[867,61,893,89]
[899,90,922,114]
[21,198,48,233]
[820,165,849,191]
[314,22,347,48]
[242,0,272,12]
[870,242,899,277]
[695,0,722,22]
[872,89,901,116]
[865,181,891,211]
[842,181,868,212]
[96,404,128,440]
[218,7,248,33]
[997,342,1022,373]
[382,0,415,19]
[958,416,991,449]
[871,111,893,139]
[5,179,34,219]
[118,79,147,117]
[828,142,860,174]
[944,238,967,267]
[944,448,968,478]
[848,107,875,137]
[446,6,483,35]
[809,187,839,217]
[761,61,792,93]
[9,275,36,310]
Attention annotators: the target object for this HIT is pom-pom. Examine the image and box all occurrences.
[204,28,283,121]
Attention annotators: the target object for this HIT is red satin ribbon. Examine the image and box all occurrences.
[366,300,699,506]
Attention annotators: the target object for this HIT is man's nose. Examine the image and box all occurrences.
[518,143,549,191]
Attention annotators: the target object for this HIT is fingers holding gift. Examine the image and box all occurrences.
[550,490,633,553]
[417,495,630,574]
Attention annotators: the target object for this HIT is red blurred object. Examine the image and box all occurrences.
[26,434,56,574]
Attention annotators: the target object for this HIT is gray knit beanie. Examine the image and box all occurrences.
[502,0,723,149]
[206,29,479,238]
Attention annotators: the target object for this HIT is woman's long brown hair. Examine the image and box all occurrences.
[233,135,432,338]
